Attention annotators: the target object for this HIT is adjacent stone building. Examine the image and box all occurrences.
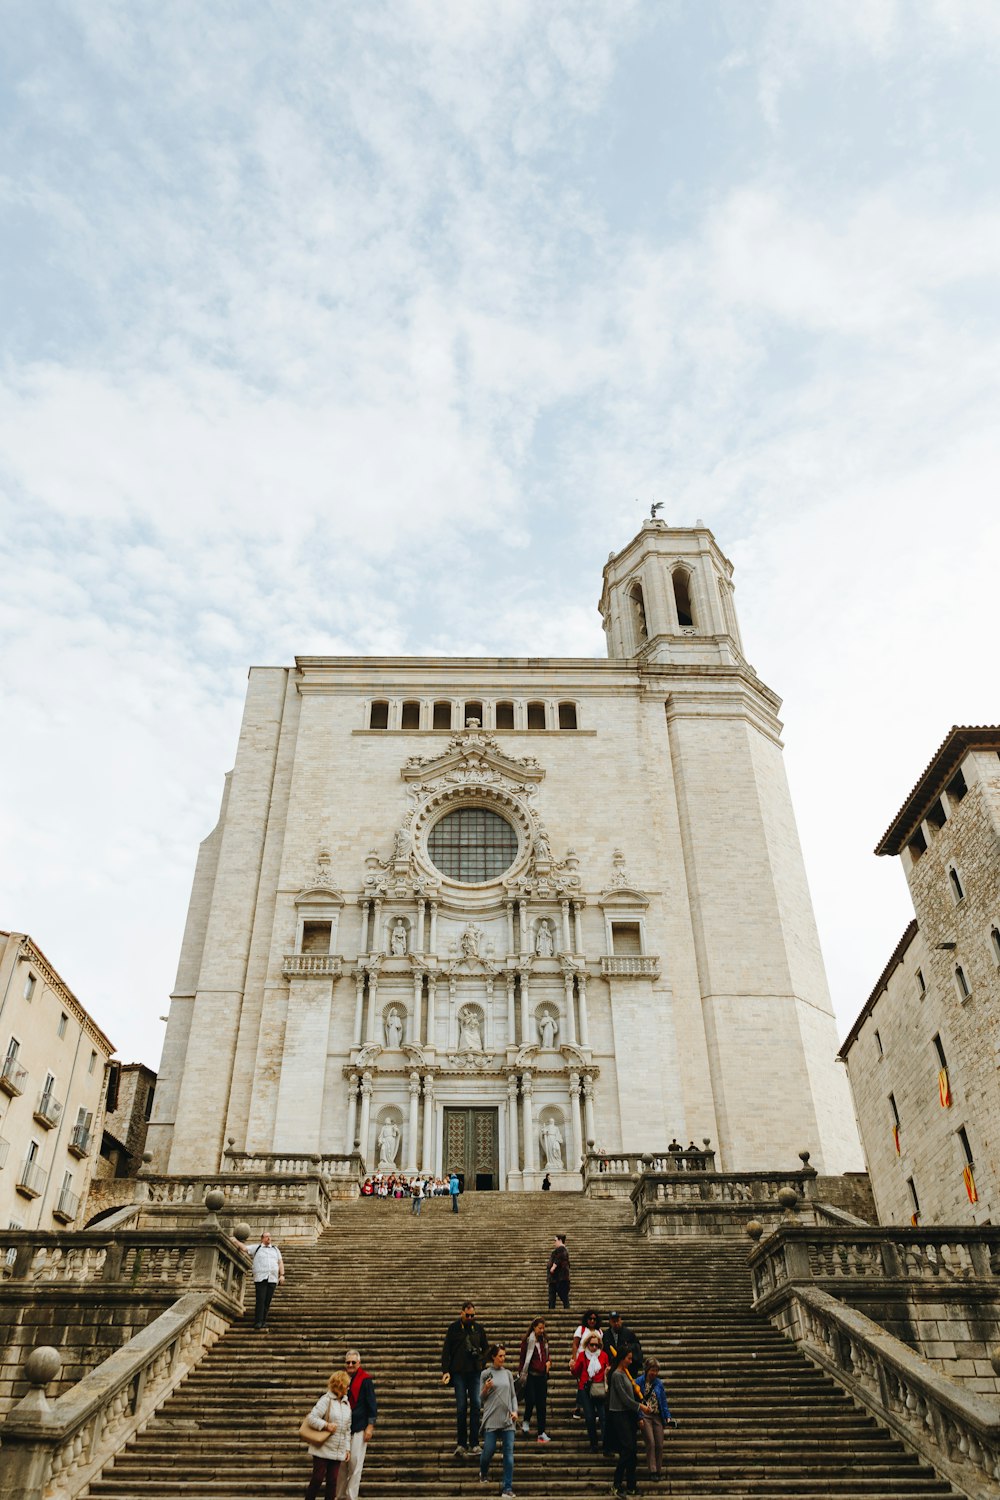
[148,520,861,1187]
[93,1061,157,1180]
[840,727,1000,1225]
[0,931,115,1229]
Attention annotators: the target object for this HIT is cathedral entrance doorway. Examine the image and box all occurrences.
[443,1107,499,1191]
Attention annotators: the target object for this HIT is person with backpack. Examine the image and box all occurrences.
[441,1300,489,1456]
[448,1171,461,1212]
[248,1230,284,1330]
[517,1315,552,1443]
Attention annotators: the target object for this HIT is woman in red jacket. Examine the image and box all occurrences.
[571,1329,609,1453]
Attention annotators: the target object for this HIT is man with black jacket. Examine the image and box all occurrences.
[335,1348,377,1500]
[440,1300,489,1457]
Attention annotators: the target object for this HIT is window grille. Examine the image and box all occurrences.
[427,809,518,883]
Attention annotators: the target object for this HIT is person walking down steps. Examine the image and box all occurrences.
[335,1349,377,1500]
[302,1370,351,1500]
[248,1230,284,1330]
[441,1300,489,1457]
[478,1344,519,1499]
[546,1233,570,1310]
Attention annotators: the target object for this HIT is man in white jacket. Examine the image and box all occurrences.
[248,1230,284,1329]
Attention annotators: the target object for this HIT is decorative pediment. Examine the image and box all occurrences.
[600,848,648,907]
[295,850,345,906]
[401,727,545,788]
[355,1042,383,1069]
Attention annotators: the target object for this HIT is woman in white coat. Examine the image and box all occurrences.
[303,1369,352,1500]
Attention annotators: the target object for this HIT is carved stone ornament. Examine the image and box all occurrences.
[446,1050,496,1073]
[295,849,345,906]
[402,727,545,784]
[600,848,648,906]
[355,1043,383,1069]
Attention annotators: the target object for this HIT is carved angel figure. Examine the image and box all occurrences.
[457,1007,483,1052]
[535,920,555,957]
[537,1009,558,1049]
[377,1120,401,1169]
[384,1007,403,1049]
[540,1119,564,1169]
[390,920,408,956]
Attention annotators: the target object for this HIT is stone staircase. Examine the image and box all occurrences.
[88,1193,957,1498]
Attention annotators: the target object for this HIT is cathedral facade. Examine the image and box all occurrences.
[147,521,861,1188]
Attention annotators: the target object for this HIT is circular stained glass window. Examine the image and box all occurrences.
[427,807,519,883]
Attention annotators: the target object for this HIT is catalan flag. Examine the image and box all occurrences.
[892,1124,900,1155]
[910,1212,920,1226]
[963,1164,978,1204]
[938,1068,951,1108]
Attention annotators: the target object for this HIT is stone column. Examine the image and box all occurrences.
[407,1071,421,1172]
[519,971,531,1048]
[429,901,439,953]
[505,901,515,954]
[365,974,379,1043]
[345,1073,359,1154]
[507,1074,520,1178]
[573,902,584,954]
[373,899,383,952]
[577,974,590,1048]
[583,1073,596,1144]
[568,1070,583,1169]
[412,973,424,1046]
[360,901,370,953]
[561,899,572,953]
[358,1072,373,1168]
[417,900,427,953]
[353,971,365,1046]
[519,900,528,950]
[521,1071,536,1174]
[562,972,577,1046]
[421,1074,435,1173]
[426,976,437,1049]
[506,973,516,1044]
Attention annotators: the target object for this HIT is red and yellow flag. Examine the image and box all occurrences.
[938,1069,952,1108]
[910,1212,920,1226]
[892,1124,900,1155]
[963,1164,978,1204]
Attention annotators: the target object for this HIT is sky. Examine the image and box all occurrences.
[2,1,999,1070]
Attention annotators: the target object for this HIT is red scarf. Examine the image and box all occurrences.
[348,1368,370,1407]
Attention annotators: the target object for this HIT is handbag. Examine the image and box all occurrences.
[589,1377,608,1400]
[299,1393,331,1445]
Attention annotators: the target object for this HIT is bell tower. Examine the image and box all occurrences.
[599,517,745,665]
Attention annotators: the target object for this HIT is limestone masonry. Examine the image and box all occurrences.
[148,520,862,1186]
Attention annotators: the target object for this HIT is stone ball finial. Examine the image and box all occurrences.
[745,1220,764,1243]
[587,1138,595,1149]
[204,1188,225,1214]
[990,1345,1000,1376]
[142,1150,153,1163]
[798,1150,811,1165]
[233,1222,251,1243]
[777,1186,799,1213]
[227,1137,235,1149]
[25,1346,62,1387]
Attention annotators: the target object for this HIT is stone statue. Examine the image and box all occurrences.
[384,1007,403,1049]
[534,825,552,861]
[540,1119,564,1169]
[458,1007,483,1052]
[460,923,483,959]
[390,920,407,956]
[537,1010,558,1049]
[392,826,412,861]
[535,920,555,957]
[376,1120,400,1169]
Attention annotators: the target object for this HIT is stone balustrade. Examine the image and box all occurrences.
[0,1291,232,1500]
[630,1167,824,1236]
[583,1147,716,1197]
[280,953,343,978]
[222,1149,363,1182]
[759,1283,1000,1500]
[599,955,660,978]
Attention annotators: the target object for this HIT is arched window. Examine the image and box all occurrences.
[432,701,453,730]
[495,701,515,729]
[400,700,420,730]
[526,701,547,730]
[955,965,971,1000]
[369,700,389,730]
[629,580,648,644]
[558,702,578,730]
[672,568,695,628]
[948,866,965,903]
[464,701,484,727]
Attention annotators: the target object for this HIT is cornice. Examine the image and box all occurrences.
[10,934,116,1055]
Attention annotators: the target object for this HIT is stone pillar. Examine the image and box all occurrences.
[365,974,379,1043]
[522,1072,536,1174]
[429,901,438,954]
[507,1074,520,1178]
[360,901,370,953]
[373,899,383,952]
[583,1072,596,1144]
[418,900,427,953]
[407,1071,421,1172]
[519,900,528,950]
[358,1072,373,1168]
[562,972,578,1046]
[519,971,530,1048]
[561,899,572,953]
[353,971,365,1046]
[568,1071,583,1169]
[421,1074,435,1173]
[577,974,590,1048]
[412,973,424,1046]
[506,973,516,1044]
[345,1073,359,1154]
[426,976,437,1049]
[505,901,515,954]
[573,902,584,954]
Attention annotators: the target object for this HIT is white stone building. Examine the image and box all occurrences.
[841,727,1000,1225]
[148,521,861,1188]
[0,931,114,1229]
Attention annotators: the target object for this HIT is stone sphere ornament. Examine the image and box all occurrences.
[745,1220,764,1242]
[777,1186,799,1213]
[233,1222,251,1243]
[204,1188,225,1214]
[25,1346,62,1387]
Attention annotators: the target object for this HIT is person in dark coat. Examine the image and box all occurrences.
[441,1300,489,1456]
[546,1233,570,1309]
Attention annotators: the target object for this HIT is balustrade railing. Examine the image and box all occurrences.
[281,954,343,978]
[53,1188,80,1224]
[68,1124,92,1158]
[600,955,660,978]
[222,1149,364,1179]
[749,1224,1000,1305]
[34,1090,64,1128]
[0,1057,28,1096]
[0,1226,249,1295]
[16,1157,47,1198]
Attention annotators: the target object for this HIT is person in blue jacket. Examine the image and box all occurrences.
[636,1358,676,1482]
[449,1171,461,1212]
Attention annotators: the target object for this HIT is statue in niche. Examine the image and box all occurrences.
[384,1007,404,1049]
[376,1120,401,1169]
[535,920,555,957]
[458,1006,483,1052]
[539,1119,564,1169]
[534,825,552,861]
[537,1009,558,1050]
[460,923,484,959]
[390,920,408,956]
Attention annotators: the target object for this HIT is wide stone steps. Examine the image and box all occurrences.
[88,1193,957,1499]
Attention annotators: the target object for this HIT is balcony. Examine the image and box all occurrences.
[601,955,660,979]
[0,1058,28,1097]
[53,1187,80,1224]
[16,1158,47,1199]
[33,1090,63,1129]
[0,1136,9,1169]
[68,1123,92,1158]
[282,954,342,978]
